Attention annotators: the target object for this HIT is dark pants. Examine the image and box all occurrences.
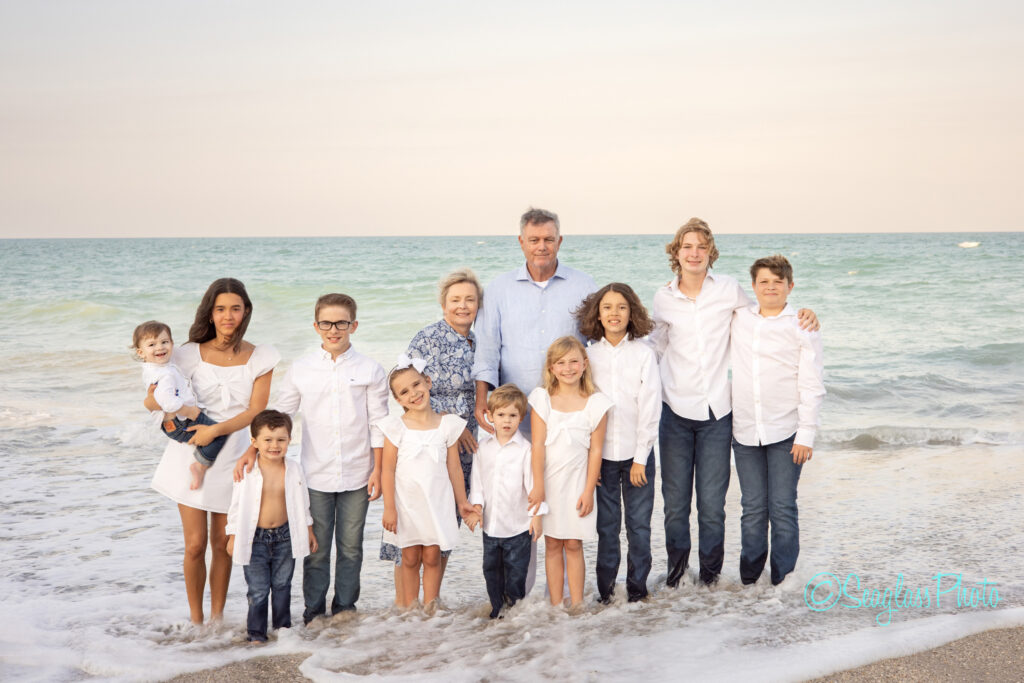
[161,411,226,466]
[304,487,369,623]
[482,530,532,618]
[596,457,655,601]
[659,404,733,584]
[243,523,295,642]
[732,435,803,585]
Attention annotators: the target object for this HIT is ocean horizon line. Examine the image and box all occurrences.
[2,229,1021,241]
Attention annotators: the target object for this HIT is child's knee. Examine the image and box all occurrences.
[184,535,207,561]
[545,536,563,552]
[564,539,583,553]
[402,548,422,569]
[421,546,441,568]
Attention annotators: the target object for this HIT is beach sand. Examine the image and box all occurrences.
[167,626,1024,681]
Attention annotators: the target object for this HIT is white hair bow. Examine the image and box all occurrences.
[395,353,428,374]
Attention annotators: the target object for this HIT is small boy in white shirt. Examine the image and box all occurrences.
[730,255,825,586]
[468,384,547,618]
[132,320,227,490]
[234,293,388,624]
[226,410,317,642]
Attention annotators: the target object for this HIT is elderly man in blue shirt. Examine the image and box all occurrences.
[472,207,596,438]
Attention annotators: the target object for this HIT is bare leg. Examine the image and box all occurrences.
[564,539,585,606]
[400,546,423,608]
[178,504,209,624]
[545,536,565,606]
[421,546,443,604]
[188,462,209,490]
[208,511,231,620]
[393,565,404,606]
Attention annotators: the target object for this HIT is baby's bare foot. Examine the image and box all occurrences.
[189,461,207,490]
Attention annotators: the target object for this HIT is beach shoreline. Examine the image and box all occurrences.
[166,625,1024,681]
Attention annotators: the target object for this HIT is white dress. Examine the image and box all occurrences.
[528,388,613,541]
[150,342,280,513]
[376,413,466,551]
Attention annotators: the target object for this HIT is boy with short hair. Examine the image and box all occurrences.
[468,384,547,618]
[237,293,389,624]
[730,254,825,586]
[226,410,317,642]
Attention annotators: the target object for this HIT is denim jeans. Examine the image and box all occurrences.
[659,404,733,583]
[481,530,532,618]
[161,411,226,466]
[732,435,803,585]
[243,523,295,642]
[304,487,369,622]
[596,456,655,601]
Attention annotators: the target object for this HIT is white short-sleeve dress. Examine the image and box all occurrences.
[376,413,466,551]
[528,388,613,541]
[150,342,280,514]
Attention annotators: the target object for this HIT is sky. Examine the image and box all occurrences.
[1,1,1022,237]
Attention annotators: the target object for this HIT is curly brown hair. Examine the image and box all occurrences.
[574,283,654,341]
[665,217,720,274]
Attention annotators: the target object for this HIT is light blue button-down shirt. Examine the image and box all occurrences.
[472,261,596,402]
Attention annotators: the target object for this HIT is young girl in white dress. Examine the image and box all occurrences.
[527,336,612,607]
[379,355,476,609]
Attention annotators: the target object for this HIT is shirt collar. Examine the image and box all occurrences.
[480,429,529,449]
[665,270,717,298]
[439,318,475,341]
[319,344,354,362]
[515,260,567,283]
[750,302,797,319]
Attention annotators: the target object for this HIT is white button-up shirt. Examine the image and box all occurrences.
[587,337,662,465]
[274,346,388,493]
[469,431,548,538]
[730,304,825,448]
[225,457,314,565]
[141,362,196,413]
[650,272,750,421]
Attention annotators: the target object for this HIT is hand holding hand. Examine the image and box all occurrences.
[528,516,543,540]
[527,485,545,515]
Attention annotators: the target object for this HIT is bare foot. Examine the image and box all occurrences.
[189,462,208,490]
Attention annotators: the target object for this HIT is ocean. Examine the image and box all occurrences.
[1,232,1022,681]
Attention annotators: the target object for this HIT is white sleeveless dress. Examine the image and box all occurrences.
[150,342,280,514]
[527,388,613,541]
[376,413,466,551]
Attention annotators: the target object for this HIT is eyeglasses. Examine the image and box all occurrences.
[317,320,353,331]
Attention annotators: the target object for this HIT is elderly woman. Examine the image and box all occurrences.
[407,268,482,465]
[380,268,482,602]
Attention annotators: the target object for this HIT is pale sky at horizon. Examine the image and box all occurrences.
[2,1,1022,238]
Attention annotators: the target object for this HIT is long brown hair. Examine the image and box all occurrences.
[575,282,654,341]
[188,278,253,352]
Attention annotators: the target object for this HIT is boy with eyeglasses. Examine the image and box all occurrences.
[235,293,388,623]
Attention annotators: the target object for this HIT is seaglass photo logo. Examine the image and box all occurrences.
[803,572,1002,626]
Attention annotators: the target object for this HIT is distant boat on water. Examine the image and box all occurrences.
[958,241,980,248]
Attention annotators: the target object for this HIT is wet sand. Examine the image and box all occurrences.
[167,626,1024,681]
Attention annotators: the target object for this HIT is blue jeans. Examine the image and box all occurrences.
[659,405,733,584]
[161,411,226,466]
[304,487,369,622]
[243,523,295,642]
[732,435,803,585]
[482,530,532,618]
[596,456,655,601]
